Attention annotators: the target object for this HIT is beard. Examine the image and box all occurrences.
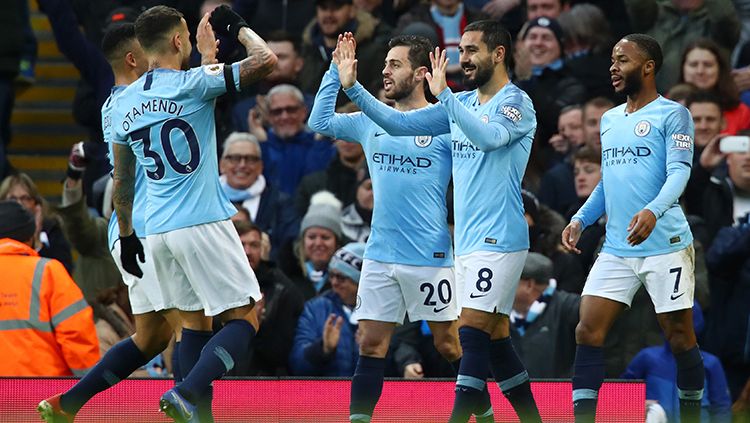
[462,58,494,90]
[384,78,417,102]
[620,70,643,97]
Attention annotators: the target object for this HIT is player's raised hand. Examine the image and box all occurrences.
[322,313,344,354]
[561,219,583,254]
[336,32,358,89]
[197,13,219,65]
[626,209,656,246]
[119,231,145,278]
[425,47,449,96]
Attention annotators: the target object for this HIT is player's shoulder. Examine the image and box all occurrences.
[656,96,691,120]
[601,103,626,123]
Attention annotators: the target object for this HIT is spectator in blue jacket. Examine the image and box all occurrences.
[289,242,365,376]
[622,303,732,423]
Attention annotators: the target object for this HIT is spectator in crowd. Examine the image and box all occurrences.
[395,0,487,89]
[623,304,733,423]
[566,146,605,273]
[54,144,122,301]
[233,221,305,376]
[510,253,580,378]
[679,38,750,135]
[526,0,569,20]
[232,30,315,133]
[581,96,615,152]
[341,167,373,242]
[683,90,726,218]
[280,191,343,300]
[0,201,99,376]
[0,173,74,273]
[523,190,585,293]
[666,82,697,105]
[295,135,366,216]
[298,0,391,97]
[702,130,750,240]
[626,0,740,91]
[234,0,316,39]
[219,132,299,259]
[538,105,584,215]
[289,242,366,376]
[385,319,457,379]
[250,84,337,196]
[557,3,618,103]
[516,16,586,145]
[704,193,750,401]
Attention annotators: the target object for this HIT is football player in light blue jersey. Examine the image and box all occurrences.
[337,21,541,423]
[310,33,493,423]
[562,34,704,423]
[109,6,277,422]
[38,23,189,423]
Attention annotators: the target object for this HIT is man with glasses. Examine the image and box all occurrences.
[249,84,336,195]
[219,132,299,259]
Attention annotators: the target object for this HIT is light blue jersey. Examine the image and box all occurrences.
[111,64,241,235]
[344,81,536,255]
[573,96,694,257]
[310,65,453,266]
[104,85,146,248]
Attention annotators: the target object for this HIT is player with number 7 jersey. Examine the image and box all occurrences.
[110,5,277,422]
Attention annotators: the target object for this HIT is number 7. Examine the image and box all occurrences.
[669,267,682,293]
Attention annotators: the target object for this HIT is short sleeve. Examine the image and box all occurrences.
[181,63,240,101]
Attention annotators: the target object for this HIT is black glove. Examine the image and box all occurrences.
[209,5,248,39]
[120,231,145,278]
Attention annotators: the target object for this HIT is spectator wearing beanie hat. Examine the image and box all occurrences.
[281,191,343,300]
[516,16,586,149]
[0,201,100,376]
[290,242,365,377]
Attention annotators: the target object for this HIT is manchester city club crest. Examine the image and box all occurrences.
[634,120,651,137]
[481,114,490,124]
[414,135,432,147]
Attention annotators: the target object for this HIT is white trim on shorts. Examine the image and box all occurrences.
[353,259,458,323]
[582,245,695,314]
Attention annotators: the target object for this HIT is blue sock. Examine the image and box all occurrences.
[60,337,149,414]
[452,359,493,422]
[177,320,255,403]
[675,346,704,423]
[349,356,386,422]
[489,337,540,422]
[179,329,215,420]
[172,341,182,383]
[572,345,604,423]
[449,327,490,423]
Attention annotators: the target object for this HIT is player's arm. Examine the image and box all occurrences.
[112,143,136,237]
[308,62,367,142]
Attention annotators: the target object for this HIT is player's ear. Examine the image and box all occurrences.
[125,51,137,69]
[172,30,182,53]
[414,65,428,81]
[495,45,506,65]
[644,59,655,76]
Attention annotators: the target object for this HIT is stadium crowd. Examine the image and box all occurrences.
[0,0,749,421]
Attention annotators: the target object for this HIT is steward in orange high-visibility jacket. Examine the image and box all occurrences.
[0,201,99,376]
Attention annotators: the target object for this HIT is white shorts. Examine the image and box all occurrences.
[455,250,528,316]
[147,219,262,317]
[582,245,695,314]
[354,259,458,323]
[111,237,168,315]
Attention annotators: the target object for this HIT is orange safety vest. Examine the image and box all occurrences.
[0,238,100,376]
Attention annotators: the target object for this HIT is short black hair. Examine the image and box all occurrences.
[266,30,301,55]
[388,35,433,70]
[685,89,723,110]
[463,20,513,70]
[134,5,184,53]
[101,23,137,64]
[622,33,663,73]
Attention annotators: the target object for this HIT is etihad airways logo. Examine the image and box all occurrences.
[371,152,431,174]
[602,145,651,166]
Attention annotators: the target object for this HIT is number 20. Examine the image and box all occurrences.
[132,118,200,180]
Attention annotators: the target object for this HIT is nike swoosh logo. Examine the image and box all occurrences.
[469,293,488,299]
[670,293,685,301]
[433,305,449,313]
[374,132,386,137]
